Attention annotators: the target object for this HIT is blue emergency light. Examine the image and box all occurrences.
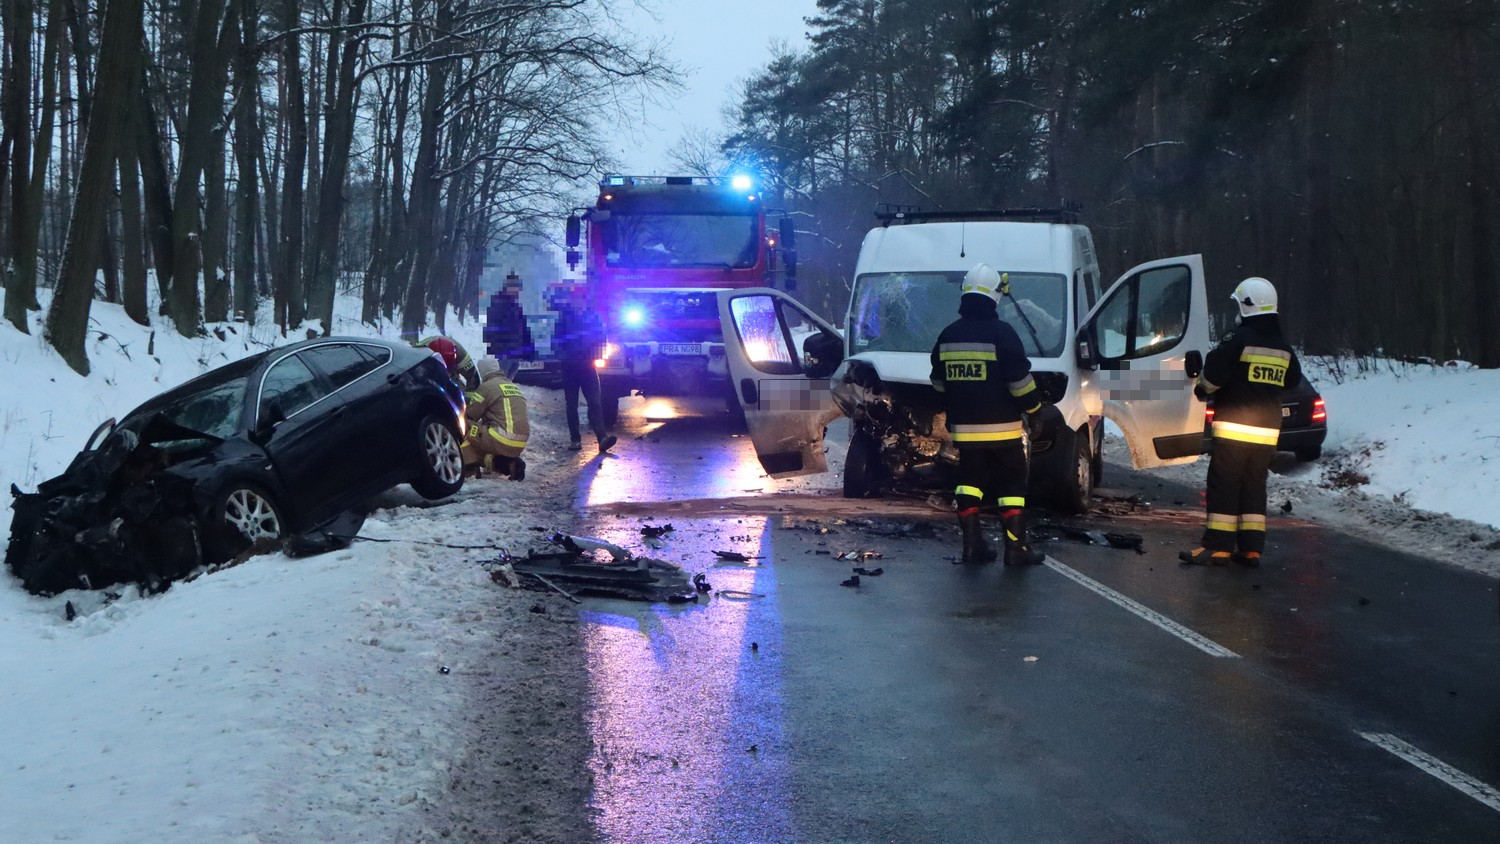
[730,174,754,191]
[622,305,647,328]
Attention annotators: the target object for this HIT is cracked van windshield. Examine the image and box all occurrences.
[604,213,759,268]
[850,271,1068,357]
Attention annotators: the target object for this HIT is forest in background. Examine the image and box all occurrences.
[0,0,672,373]
[720,0,1500,367]
[4,0,1499,375]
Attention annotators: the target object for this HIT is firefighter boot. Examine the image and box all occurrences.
[1001,509,1045,566]
[957,509,997,565]
[1179,547,1232,566]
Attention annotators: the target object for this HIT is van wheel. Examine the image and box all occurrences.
[843,430,884,499]
[1058,428,1093,515]
[1090,424,1104,486]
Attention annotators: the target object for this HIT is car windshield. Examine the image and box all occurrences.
[850,271,1068,357]
[148,377,248,440]
[603,213,759,269]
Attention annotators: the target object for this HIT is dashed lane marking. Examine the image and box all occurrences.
[1043,558,1240,658]
[1359,732,1500,815]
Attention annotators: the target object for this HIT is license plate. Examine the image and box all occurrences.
[1281,406,1291,417]
[517,361,545,370]
[659,343,702,356]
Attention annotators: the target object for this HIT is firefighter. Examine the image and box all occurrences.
[1181,277,1302,566]
[931,263,1050,566]
[461,358,529,480]
[415,335,480,393]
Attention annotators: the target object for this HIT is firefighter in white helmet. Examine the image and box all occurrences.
[461,357,529,480]
[930,263,1054,565]
[1181,277,1302,566]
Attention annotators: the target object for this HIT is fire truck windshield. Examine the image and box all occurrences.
[602,212,759,269]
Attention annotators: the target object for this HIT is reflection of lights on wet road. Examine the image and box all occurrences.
[581,519,792,843]
[578,420,773,508]
[640,398,678,421]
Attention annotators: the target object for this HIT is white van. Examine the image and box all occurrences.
[713,208,1213,512]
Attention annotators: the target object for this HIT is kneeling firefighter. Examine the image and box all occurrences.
[930,263,1050,566]
[461,358,529,480]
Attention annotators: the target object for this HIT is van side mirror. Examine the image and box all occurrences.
[802,331,844,379]
[565,215,581,248]
[1184,349,1203,379]
[1075,331,1097,370]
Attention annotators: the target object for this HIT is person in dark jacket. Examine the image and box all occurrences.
[551,284,617,454]
[931,263,1050,566]
[483,276,535,379]
[1181,277,1302,567]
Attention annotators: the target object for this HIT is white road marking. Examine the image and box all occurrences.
[1359,732,1500,814]
[1043,558,1240,658]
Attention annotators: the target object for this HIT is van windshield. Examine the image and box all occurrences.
[850,271,1068,357]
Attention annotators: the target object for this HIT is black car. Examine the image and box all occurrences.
[1205,374,1328,461]
[5,337,466,595]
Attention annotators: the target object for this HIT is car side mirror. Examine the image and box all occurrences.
[250,400,287,446]
[1184,349,1203,379]
[802,331,844,380]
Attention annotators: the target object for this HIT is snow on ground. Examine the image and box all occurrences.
[1,285,1497,841]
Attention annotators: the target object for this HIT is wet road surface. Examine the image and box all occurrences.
[564,395,1500,843]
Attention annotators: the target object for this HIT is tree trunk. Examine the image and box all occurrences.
[118,136,149,325]
[305,0,369,332]
[165,0,233,335]
[2,0,35,331]
[202,124,231,322]
[232,0,262,324]
[1458,26,1500,368]
[134,60,175,302]
[400,33,451,336]
[46,0,144,374]
[275,0,307,331]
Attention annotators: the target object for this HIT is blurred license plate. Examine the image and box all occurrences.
[1281,406,1291,417]
[660,344,702,355]
[517,361,545,370]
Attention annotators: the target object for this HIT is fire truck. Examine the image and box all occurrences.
[561,174,798,425]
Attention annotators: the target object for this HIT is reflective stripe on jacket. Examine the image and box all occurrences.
[1197,316,1302,436]
[464,373,529,459]
[930,304,1039,448]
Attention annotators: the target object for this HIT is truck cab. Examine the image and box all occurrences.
[564,175,797,423]
[719,207,1211,513]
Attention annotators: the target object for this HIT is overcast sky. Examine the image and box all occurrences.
[608,0,819,176]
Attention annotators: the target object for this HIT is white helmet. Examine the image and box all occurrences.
[1231,277,1278,317]
[475,357,503,380]
[961,263,1002,304]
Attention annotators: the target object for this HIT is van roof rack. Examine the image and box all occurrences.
[874,203,1082,226]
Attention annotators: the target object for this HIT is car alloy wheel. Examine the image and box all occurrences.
[410,415,465,500]
[223,487,283,544]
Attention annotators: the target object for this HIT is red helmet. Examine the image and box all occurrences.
[425,336,461,374]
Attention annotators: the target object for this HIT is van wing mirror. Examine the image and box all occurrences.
[802,330,843,379]
[1075,329,1098,370]
[1184,349,1203,379]
[565,214,581,248]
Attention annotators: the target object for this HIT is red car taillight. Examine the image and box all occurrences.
[1312,398,1326,422]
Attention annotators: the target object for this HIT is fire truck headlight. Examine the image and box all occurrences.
[595,343,620,369]
[730,174,754,191]
[622,306,646,328]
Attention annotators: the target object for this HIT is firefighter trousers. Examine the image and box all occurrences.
[954,443,1028,512]
[1201,438,1276,554]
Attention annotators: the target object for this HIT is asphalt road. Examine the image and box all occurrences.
[566,395,1500,844]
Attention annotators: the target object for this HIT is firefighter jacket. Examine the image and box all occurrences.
[1197,314,1302,446]
[929,295,1043,449]
[462,369,530,461]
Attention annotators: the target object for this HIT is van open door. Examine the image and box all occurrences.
[718,288,845,478]
[1077,254,1210,469]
